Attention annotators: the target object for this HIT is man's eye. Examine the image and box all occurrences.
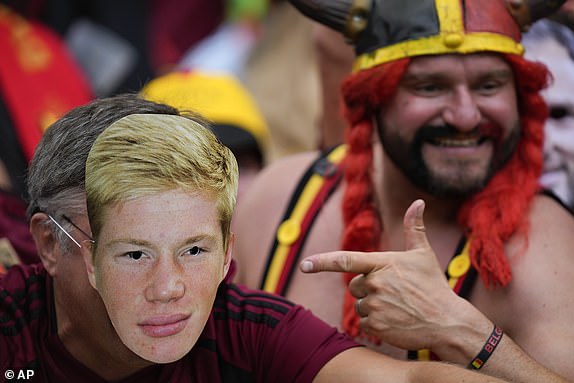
[415,84,441,93]
[126,251,144,260]
[481,82,497,91]
[474,80,502,94]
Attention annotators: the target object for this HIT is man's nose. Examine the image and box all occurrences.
[145,256,185,303]
[441,89,481,131]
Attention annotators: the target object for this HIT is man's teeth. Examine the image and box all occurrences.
[432,137,481,147]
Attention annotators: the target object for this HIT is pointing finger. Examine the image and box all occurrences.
[300,251,383,275]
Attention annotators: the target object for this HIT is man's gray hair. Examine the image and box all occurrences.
[26,94,180,248]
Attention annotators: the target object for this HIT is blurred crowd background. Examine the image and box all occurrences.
[0,0,337,171]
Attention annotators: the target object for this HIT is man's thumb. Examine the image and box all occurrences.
[403,199,431,251]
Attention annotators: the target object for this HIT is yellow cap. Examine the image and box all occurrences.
[141,71,269,159]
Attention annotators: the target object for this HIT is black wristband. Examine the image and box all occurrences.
[468,325,504,370]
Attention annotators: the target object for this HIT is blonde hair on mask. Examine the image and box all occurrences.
[85,113,238,250]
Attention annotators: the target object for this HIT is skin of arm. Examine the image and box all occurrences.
[302,200,571,383]
[314,346,507,383]
[487,195,574,381]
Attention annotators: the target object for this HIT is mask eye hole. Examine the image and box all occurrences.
[549,106,570,120]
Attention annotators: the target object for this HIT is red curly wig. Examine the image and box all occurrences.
[339,54,549,337]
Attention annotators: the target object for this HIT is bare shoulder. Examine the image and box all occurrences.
[523,194,574,253]
[249,151,320,201]
[235,150,321,225]
[509,193,574,285]
[517,193,574,290]
[232,151,321,287]
[529,193,574,226]
[494,194,574,379]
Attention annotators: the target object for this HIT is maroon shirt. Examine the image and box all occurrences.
[0,263,359,382]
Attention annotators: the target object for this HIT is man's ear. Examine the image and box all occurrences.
[80,242,98,290]
[222,232,234,280]
[30,213,59,276]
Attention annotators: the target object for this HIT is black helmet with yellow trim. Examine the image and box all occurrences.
[289,0,566,71]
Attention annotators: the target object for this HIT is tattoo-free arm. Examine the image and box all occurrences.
[314,347,508,383]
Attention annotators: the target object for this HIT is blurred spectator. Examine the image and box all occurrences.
[243,1,321,161]
[549,0,574,31]
[141,70,270,205]
[3,0,329,164]
[1,0,154,96]
[312,24,354,150]
[0,4,92,268]
[177,0,268,79]
[3,0,271,99]
[523,19,574,210]
[149,0,226,75]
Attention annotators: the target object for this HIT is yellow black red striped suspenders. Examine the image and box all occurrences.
[260,144,347,295]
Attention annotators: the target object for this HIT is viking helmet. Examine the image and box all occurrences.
[289,0,566,71]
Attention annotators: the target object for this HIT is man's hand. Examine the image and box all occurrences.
[300,199,477,358]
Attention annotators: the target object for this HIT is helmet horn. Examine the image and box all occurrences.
[505,0,567,30]
[288,0,372,41]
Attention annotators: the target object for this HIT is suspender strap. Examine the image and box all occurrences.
[408,235,477,361]
[446,237,478,297]
[260,144,347,295]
